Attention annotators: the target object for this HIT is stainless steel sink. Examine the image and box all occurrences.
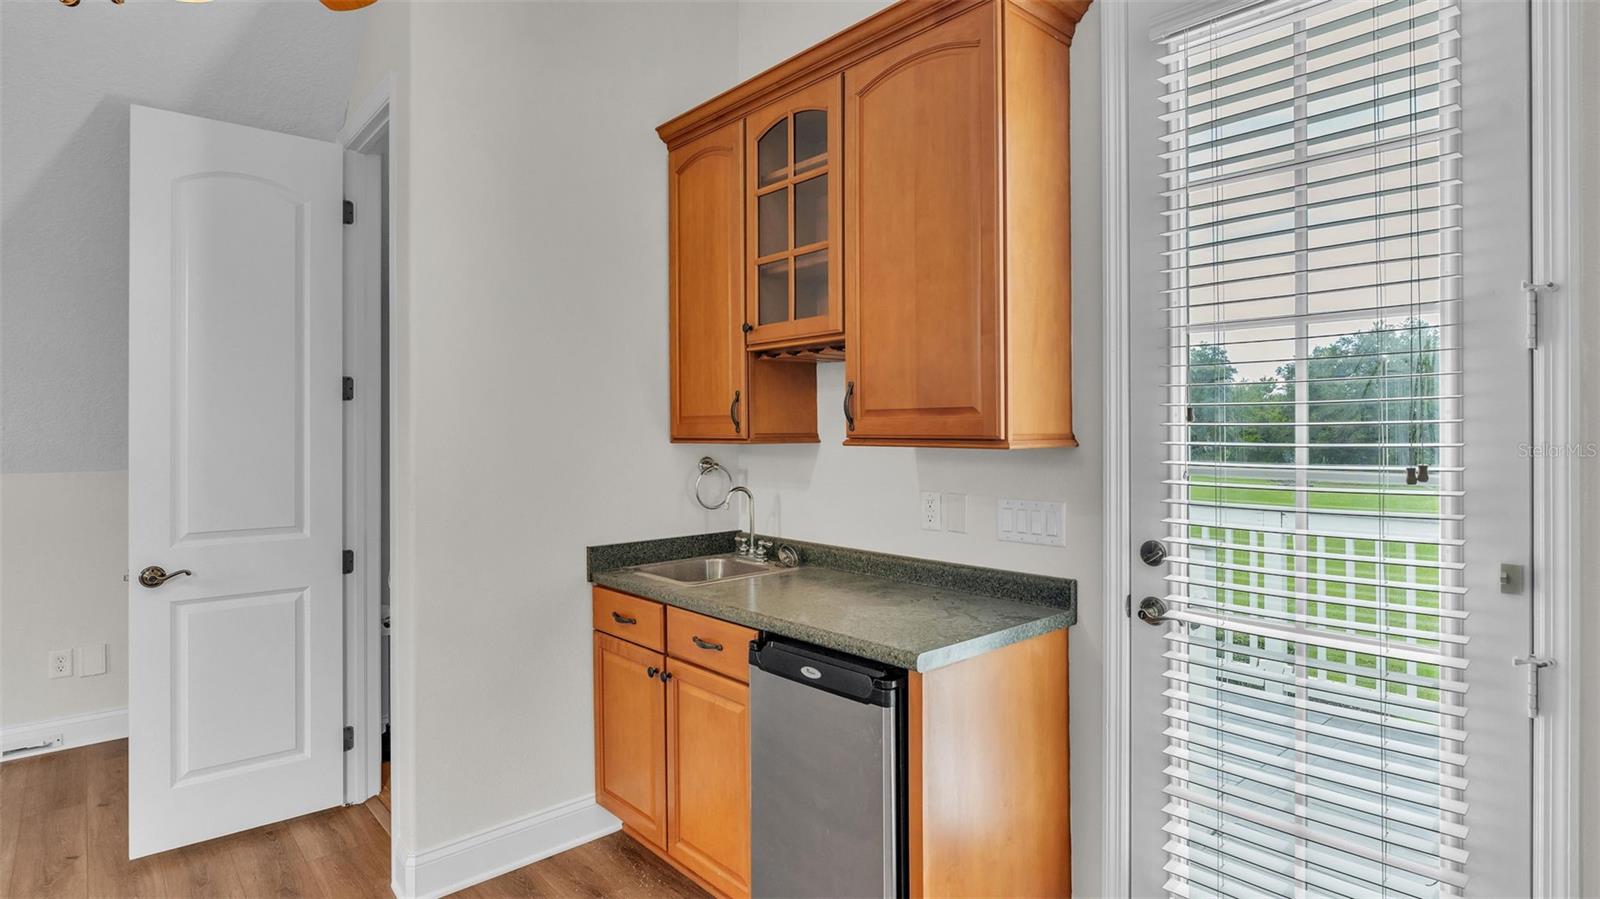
[632,554,786,585]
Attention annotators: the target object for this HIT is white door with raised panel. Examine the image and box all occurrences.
[1124,2,1534,896]
[127,105,344,858]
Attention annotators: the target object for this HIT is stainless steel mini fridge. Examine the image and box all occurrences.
[748,637,907,899]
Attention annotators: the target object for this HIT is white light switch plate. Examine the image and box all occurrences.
[942,493,967,533]
[77,643,107,678]
[998,499,1066,546]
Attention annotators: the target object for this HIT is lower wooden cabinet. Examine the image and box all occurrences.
[593,590,754,898]
[593,585,1070,898]
[593,632,668,849]
[665,661,751,897]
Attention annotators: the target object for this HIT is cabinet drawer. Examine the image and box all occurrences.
[666,606,758,683]
[594,587,665,652]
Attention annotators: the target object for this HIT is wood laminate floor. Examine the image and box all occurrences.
[0,740,705,899]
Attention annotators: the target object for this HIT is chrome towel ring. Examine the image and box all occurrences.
[695,457,735,510]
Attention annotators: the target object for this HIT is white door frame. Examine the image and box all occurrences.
[1095,1,1586,896]
[1527,2,1586,896]
[341,110,386,809]
[339,75,400,880]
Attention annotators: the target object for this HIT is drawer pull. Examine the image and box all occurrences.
[646,666,660,679]
[691,635,724,652]
[611,611,637,625]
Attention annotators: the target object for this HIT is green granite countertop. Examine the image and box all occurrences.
[588,533,1074,672]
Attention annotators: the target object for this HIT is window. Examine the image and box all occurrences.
[1157,1,1466,896]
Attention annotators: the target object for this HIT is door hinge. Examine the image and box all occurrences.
[1512,655,1554,717]
[343,376,354,401]
[1125,594,1132,618]
[343,726,355,751]
[1522,280,1555,349]
[343,199,355,225]
[343,549,355,575]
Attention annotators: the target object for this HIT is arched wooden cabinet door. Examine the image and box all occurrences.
[743,75,844,351]
[669,121,747,441]
[843,6,1003,442]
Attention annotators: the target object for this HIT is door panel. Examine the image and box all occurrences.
[670,121,747,441]
[594,633,669,849]
[667,661,751,898]
[128,105,343,858]
[1123,3,1534,896]
[844,6,1001,441]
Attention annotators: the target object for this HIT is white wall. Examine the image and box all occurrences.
[350,0,744,858]
[353,3,1107,890]
[1580,0,1600,891]
[726,3,1106,894]
[0,2,363,732]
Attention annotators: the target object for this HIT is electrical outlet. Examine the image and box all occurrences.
[920,491,942,531]
[942,493,967,533]
[998,499,1067,546]
[48,650,72,679]
[77,644,107,678]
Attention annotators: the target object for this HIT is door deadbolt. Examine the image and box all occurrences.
[1139,539,1170,566]
[1137,596,1170,625]
[138,565,193,588]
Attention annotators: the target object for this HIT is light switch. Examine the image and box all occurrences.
[942,493,967,533]
[998,499,1067,546]
[77,644,107,678]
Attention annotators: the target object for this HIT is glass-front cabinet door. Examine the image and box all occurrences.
[744,76,844,349]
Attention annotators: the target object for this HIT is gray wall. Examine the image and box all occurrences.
[0,2,363,728]
[1,1,363,474]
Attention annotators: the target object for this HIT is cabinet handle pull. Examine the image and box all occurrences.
[691,635,723,652]
[730,390,742,434]
[660,670,673,682]
[843,381,856,431]
[646,666,660,679]
[611,611,637,625]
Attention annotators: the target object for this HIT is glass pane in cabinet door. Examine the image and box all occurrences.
[758,259,790,325]
[758,188,788,257]
[794,175,827,248]
[794,250,827,320]
[757,119,788,188]
[793,110,827,176]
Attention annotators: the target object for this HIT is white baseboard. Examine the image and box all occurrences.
[0,707,127,761]
[392,795,622,899]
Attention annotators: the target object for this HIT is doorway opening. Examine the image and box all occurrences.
[341,84,394,872]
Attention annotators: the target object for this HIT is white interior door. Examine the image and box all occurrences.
[1125,1,1533,896]
[128,105,344,858]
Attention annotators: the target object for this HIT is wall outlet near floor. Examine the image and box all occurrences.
[920,491,943,531]
[77,643,107,677]
[998,499,1067,546]
[48,649,73,679]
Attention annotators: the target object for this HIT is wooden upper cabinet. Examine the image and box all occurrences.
[670,122,819,444]
[744,76,845,351]
[669,122,747,442]
[661,0,1090,449]
[844,6,1002,443]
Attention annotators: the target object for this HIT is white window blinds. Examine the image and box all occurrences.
[1157,1,1465,897]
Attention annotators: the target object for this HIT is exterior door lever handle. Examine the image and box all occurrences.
[138,566,193,588]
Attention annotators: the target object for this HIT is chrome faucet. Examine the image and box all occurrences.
[695,457,764,559]
[726,485,757,557]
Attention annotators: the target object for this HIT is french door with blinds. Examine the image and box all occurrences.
[1125,1,1533,897]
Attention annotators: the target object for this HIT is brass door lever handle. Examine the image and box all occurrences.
[138,566,193,588]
